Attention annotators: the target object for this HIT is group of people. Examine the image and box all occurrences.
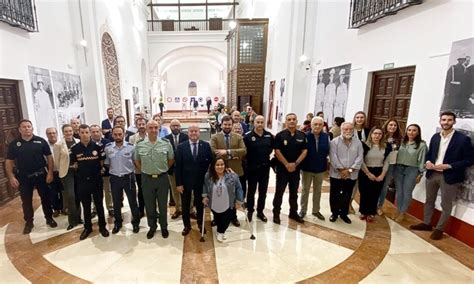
[5,104,472,242]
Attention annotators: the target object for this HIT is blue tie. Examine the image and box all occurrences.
[192,142,197,160]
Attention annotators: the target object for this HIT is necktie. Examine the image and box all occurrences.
[225,134,230,149]
[192,142,197,160]
[174,135,178,150]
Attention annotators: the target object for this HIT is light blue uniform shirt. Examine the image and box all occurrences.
[104,142,135,176]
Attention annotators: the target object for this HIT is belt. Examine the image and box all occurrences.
[24,168,46,179]
[144,172,167,178]
[111,173,133,178]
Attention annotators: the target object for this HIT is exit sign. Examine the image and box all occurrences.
[384,63,395,69]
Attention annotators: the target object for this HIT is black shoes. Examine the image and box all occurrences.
[329,215,338,222]
[181,227,191,236]
[99,227,110,237]
[133,225,140,234]
[147,228,156,239]
[79,229,92,240]
[410,223,433,231]
[340,215,352,224]
[161,229,169,239]
[91,211,97,218]
[46,218,58,228]
[298,211,306,219]
[171,210,182,220]
[312,212,325,221]
[112,224,122,234]
[66,224,75,231]
[232,219,240,227]
[257,212,268,222]
[288,213,304,224]
[23,222,34,234]
[273,215,281,224]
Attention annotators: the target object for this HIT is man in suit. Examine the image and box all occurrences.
[210,115,247,226]
[101,107,114,141]
[411,111,473,240]
[165,119,190,220]
[175,124,212,235]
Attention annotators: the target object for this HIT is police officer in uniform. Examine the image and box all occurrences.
[6,120,57,234]
[272,113,307,224]
[134,120,174,239]
[243,115,274,222]
[105,125,140,234]
[70,124,110,240]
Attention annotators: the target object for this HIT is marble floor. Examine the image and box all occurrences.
[0,176,473,283]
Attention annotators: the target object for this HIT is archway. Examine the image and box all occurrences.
[101,32,122,115]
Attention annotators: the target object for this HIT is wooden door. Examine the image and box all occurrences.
[368,66,415,131]
[0,80,22,205]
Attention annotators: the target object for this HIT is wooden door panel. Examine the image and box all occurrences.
[368,67,415,132]
[0,80,22,205]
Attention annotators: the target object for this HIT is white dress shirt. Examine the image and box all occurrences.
[435,130,455,165]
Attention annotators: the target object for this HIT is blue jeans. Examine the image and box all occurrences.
[377,164,395,208]
[394,165,419,213]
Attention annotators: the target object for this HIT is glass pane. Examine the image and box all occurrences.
[180,5,206,20]
[239,25,265,64]
[154,6,179,20]
[208,0,234,3]
[180,0,204,3]
[208,6,232,19]
[153,0,179,3]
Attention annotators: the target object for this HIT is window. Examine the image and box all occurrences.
[239,25,264,64]
[349,0,422,28]
[0,0,38,32]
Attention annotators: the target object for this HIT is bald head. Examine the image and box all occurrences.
[188,123,200,142]
[146,120,159,140]
[254,115,265,132]
[45,127,58,144]
[170,119,181,135]
[70,118,80,131]
[232,111,241,123]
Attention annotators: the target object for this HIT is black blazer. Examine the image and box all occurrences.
[165,132,189,174]
[426,131,473,184]
[175,140,212,191]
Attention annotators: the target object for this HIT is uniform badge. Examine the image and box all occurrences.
[16,142,21,147]
[252,136,256,142]
[284,140,288,146]
[92,150,98,156]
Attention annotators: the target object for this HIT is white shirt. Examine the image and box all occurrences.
[435,130,455,165]
[189,140,199,157]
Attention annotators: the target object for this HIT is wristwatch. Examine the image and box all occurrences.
[348,169,353,173]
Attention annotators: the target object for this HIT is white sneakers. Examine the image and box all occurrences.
[216,232,226,242]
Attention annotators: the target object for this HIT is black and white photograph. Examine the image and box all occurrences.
[439,37,474,208]
[51,70,85,126]
[28,66,57,137]
[314,63,352,127]
[132,86,140,112]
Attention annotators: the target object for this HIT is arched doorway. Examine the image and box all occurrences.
[101,32,122,115]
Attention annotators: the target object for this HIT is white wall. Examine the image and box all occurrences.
[164,60,222,110]
[80,0,150,123]
[238,0,313,132]
[0,0,150,133]
[0,0,79,135]
[301,0,474,224]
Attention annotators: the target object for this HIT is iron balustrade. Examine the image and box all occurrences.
[0,0,38,32]
[147,18,231,32]
[349,0,422,28]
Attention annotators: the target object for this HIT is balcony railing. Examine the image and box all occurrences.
[349,0,422,28]
[148,18,231,32]
[0,0,38,32]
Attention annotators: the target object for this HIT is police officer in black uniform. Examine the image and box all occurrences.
[272,113,308,224]
[5,119,58,234]
[243,115,274,222]
[70,124,109,240]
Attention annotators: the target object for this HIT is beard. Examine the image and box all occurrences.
[171,129,180,135]
[115,138,123,143]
